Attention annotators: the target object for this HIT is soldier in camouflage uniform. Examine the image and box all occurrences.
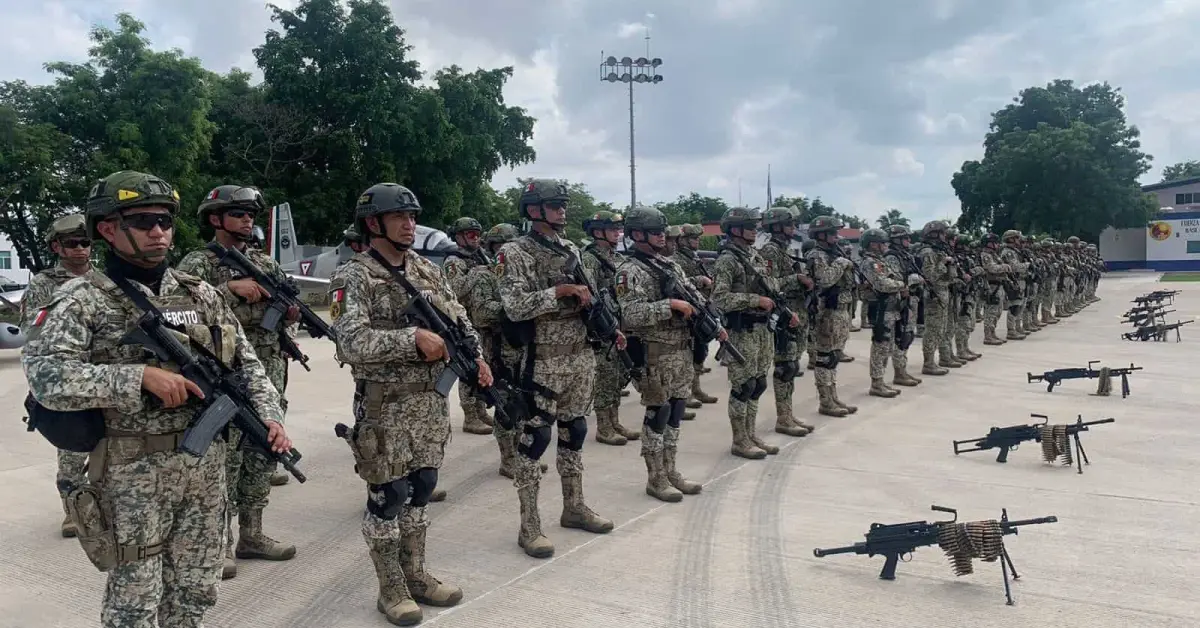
[997,230,1030,339]
[442,217,495,436]
[670,224,720,404]
[916,221,958,374]
[331,183,482,625]
[800,238,819,371]
[176,186,298,579]
[661,226,701,417]
[806,216,859,416]
[582,210,640,445]
[498,179,614,560]
[20,214,95,538]
[756,207,814,436]
[950,234,983,362]
[23,170,289,628]
[616,207,712,501]
[712,207,797,457]
[978,233,1011,345]
[1036,239,1061,325]
[856,228,908,397]
[882,225,924,387]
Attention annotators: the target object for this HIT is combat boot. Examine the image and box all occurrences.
[663,433,702,495]
[692,373,719,404]
[838,353,855,363]
[1042,310,1058,325]
[892,370,921,387]
[270,472,290,486]
[729,407,768,458]
[496,429,518,479]
[938,356,963,369]
[593,407,627,446]
[869,378,900,398]
[686,397,702,409]
[516,481,554,558]
[746,419,780,455]
[429,487,447,502]
[643,449,683,502]
[983,328,1005,345]
[922,357,949,376]
[60,498,76,538]
[560,474,613,533]
[236,508,296,561]
[830,383,858,414]
[611,410,641,441]
[222,548,237,580]
[774,409,810,437]
[462,404,493,435]
[400,521,463,607]
[817,384,849,417]
[367,540,422,626]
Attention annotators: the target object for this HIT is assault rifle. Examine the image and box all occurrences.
[205,242,337,371]
[369,251,519,430]
[657,263,745,365]
[560,252,639,376]
[952,413,1115,474]
[114,275,307,483]
[1121,307,1172,327]
[1026,361,1141,398]
[1123,302,1169,317]
[1121,319,1193,342]
[812,505,1058,605]
[1131,289,1180,306]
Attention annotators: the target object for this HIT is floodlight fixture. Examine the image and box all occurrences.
[598,46,664,210]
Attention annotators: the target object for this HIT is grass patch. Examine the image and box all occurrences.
[1160,272,1200,282]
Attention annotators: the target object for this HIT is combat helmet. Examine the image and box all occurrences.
[197,185,266,223]
[355,183,421,234]
[483,223,520,246]
[859,228,889,249]
[447,217,483,236]
[1066,235,1081,245]
[720,207,761,235]
[517,179,570,219]
[981,232,1001,246]
[624,206,668,234]
[886,224,912,241]
[809,215,844,235]
[762,206,797,230]
[45,214,87,244]
[666,225,683,238]
[583,210,624,235]
[680,224,704,238]
[1001,229,1022,243]
[85,170,180,239]
[922,220,949,239]
[801,239,817,253]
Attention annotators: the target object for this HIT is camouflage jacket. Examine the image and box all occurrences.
[806,242,856,308]
[712,240,773,316]
[582,242,622,294]
[758,237,810,311]
[671,248,712,297]
[330,251,478,384]
[497,233,592,347]
[614,251,694,344]
[22,268,283,433]
[998,245,1028,283]
[442,249,487,301]
[857,251,906,305]
[918,242,956,295]
[176,241,297,354]
[20,262,92,331]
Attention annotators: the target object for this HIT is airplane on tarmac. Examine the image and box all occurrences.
[0,276,32,349]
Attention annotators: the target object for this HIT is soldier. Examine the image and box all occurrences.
[712,207,798,457]
[856,228,908,397]
[661,226,701,417]
[951,234,983,361]
[498,179,614,559]
[805,216,858,416]
[20,214,95,538]
[980,233,1012,344]
[175,186,298,579]
[1018,236,1045,333]
[23,170,289,627]
[671,224,720,403]
[331,183,482,624]
[443,217,495,436]
[1037,240,1060,325]
[997,230,1030,339]
[881,225,923,387]
[616,207,714,501]
[800,238,819,371]
[916,221,958,374]
[756,207,814,436]
[581,210,640,445]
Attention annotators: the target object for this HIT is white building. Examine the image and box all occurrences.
[0,232,33,285]
[1099,177,1200,271]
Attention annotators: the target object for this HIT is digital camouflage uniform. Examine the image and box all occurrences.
[881,225,923,387]
[498,179,612,560]
[711,207,782,459]
[856,229,907,398]
[916,221,958,374]
[671,224,719,405]
[442,216,496,436]
[581,211,639,445]
[176,185,297,576]
[20,214,94,538]
[1016,236,1046,334]
[615,207,704,502]
[1036,240,1061,325]
[331,183,468,625]
[979,234,1011,345]
[950,235,984,361]
[998,230,1031,339]
[805,216,859,416]
[756,207,814,436]
[22,170,284,628]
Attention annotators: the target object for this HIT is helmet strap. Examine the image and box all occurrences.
[114,220,170,265]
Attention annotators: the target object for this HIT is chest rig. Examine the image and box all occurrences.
[201,247,278,349]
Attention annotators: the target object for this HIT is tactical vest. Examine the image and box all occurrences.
[200,247,280,352]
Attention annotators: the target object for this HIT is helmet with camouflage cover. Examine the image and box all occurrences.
[582,210,624,235]
[762,206,797,228]
[946,226,959,240]
[45,214,88,244]
[517,178,570,219]
[720,206,762,235]
[1066,235,1081,245]
[483,223,520,246]
[922,220,949,239]
[624,206,667,233]
[447,217,483,235]
[801,238,816,253]
[1002,229,1022,243]
[85,170,181,239]
[808,215,844,234]
[680,224,704,238]
[666,225,683,238]
[886,224,911,240]
[981,232,1000,245]
[859,228,889,248]
[197,185,266,224]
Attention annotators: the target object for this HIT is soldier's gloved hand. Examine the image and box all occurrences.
[757,296,776,311]
[229,278,270,303]
[285,304,301,323]
[415,328,447,362]
[788,312,800,328]
[718,328,729,342]
[142,366,205,408]
[669,299,695,319]
[265,421,292,453]
[475,358,494,387]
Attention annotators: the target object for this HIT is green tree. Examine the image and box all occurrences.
[656,192,728,224]
[499,178,612,242]
[771,194,867,229]
[952,79,1156,242]
[1161,160,1200,183]
[0,105,78,271]
[876,208,910,229]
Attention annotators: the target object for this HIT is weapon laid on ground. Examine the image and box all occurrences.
[1026,361,1141,398]
[1122,302,1170,317]
[205,242,337,371]
[1121,319,1193,342]
[1121,308,1173,327]
[952,413,1115,473]
[1131,289,1180,306]
[111,274,307,483]
[812,505,1058,604]
[654,259,746,365]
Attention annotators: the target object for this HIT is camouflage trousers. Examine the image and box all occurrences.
[921,291,953,362]
[773,320,807,410]
[100,443,227,628]
[812,305,851,387]
[638,344,693,456]
[1040,279,1058,318]
[726,325,772,422]
[226,352,287,519]
[512,353,596,489]
[56,449,89,498]
[1023,284,1041,328]
[983,285,1003,336]
[956,297,978,349]
[1005,282,1026,333]
[592,347,626,412]
[1058,276,1075,312]
[869,310,901,380]
[890,300,917,375]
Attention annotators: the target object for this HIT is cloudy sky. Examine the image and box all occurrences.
[3,0,1198,226]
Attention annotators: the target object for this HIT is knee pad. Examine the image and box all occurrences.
[871,323,891,343]
[406,467,438,507]
[749,375,768,400]
[517,422,553,460]
[559,416,588,451]
[816,351,839,370]
[367,478,410,520]
[1008,305,1020,316]
[668,398,688,429]
[773,360,799,382]
[731,378,756,402]
[643,405,670,432]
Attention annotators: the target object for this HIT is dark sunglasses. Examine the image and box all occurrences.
[120,213,175,231]
[223,209,257,220]
[643,229,665,237]
[59,238,91,249]
[542,200,568,210]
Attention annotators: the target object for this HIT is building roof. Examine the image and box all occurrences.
[1141,176,1200,192]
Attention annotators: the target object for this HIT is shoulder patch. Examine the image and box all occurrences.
[493,251,506,277]
[614,272,630,298]
[873,261,884,274]
[32,308,50,327]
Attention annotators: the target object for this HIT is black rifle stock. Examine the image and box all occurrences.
[120,313,306,483]
[205,242,337,371]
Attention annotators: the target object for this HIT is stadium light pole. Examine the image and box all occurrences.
[600,44,662,211]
